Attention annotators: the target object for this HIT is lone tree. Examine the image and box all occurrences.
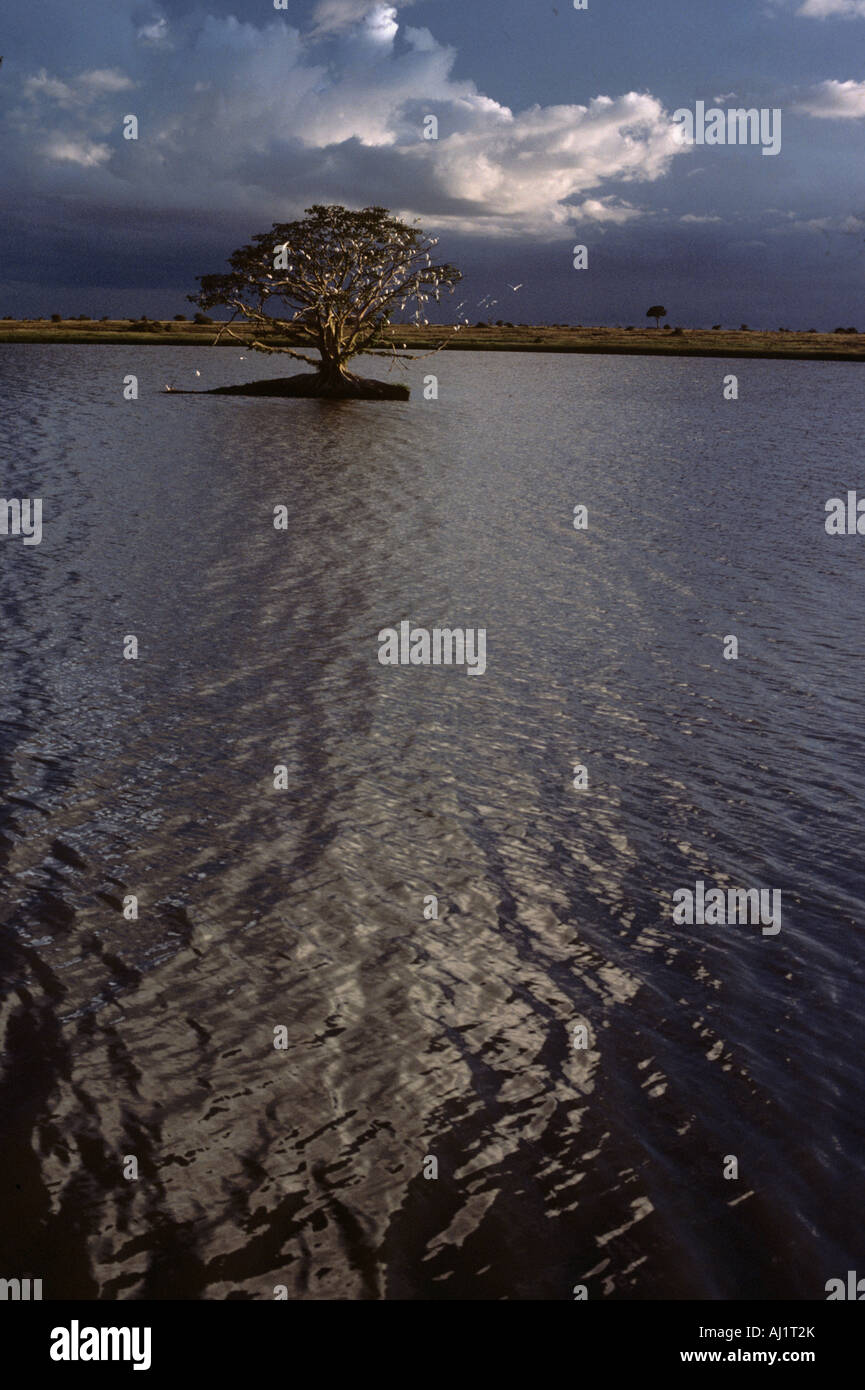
[646,305,667,329]
[188,204,461,400]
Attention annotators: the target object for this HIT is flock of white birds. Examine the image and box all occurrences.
[172,272,527,385]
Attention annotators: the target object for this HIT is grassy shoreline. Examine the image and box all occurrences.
[1,320,863,362]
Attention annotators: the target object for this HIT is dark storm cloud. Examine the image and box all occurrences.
[0,0,863,322]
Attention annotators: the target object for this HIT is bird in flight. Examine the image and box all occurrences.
[508,283,523,292]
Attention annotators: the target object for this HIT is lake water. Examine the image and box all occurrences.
[1,344,863,1299]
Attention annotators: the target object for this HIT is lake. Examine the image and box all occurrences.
[0,343,863,1299]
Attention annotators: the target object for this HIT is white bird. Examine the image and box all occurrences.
[194,369,201,376]
[508,283,523,292]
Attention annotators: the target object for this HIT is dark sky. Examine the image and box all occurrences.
[1,0,864,325]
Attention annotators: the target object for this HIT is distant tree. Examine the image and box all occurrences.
[50,313,62,322]
[189,203,461,397]
[193,312,213,324]
[174,314,187,321]
[647,305,666,328]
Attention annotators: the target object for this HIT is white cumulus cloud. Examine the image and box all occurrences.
[9,4,689,238]
[137,15,171,46]
[797,0,865,17]
[23,70,78,106]
[311,0,417,35]
[79,69,136,93]
[797,78,865,116]
[42,137,112,167]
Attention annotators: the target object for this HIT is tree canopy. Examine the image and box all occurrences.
[189,204,461,390]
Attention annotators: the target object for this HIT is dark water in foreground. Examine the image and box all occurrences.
[0,344,863,1300]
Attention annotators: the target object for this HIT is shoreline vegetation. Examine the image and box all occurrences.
[1,319,864,362]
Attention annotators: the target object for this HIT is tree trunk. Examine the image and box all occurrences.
[316,355,354,394]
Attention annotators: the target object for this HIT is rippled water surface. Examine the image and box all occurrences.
[1,344,863,1299]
